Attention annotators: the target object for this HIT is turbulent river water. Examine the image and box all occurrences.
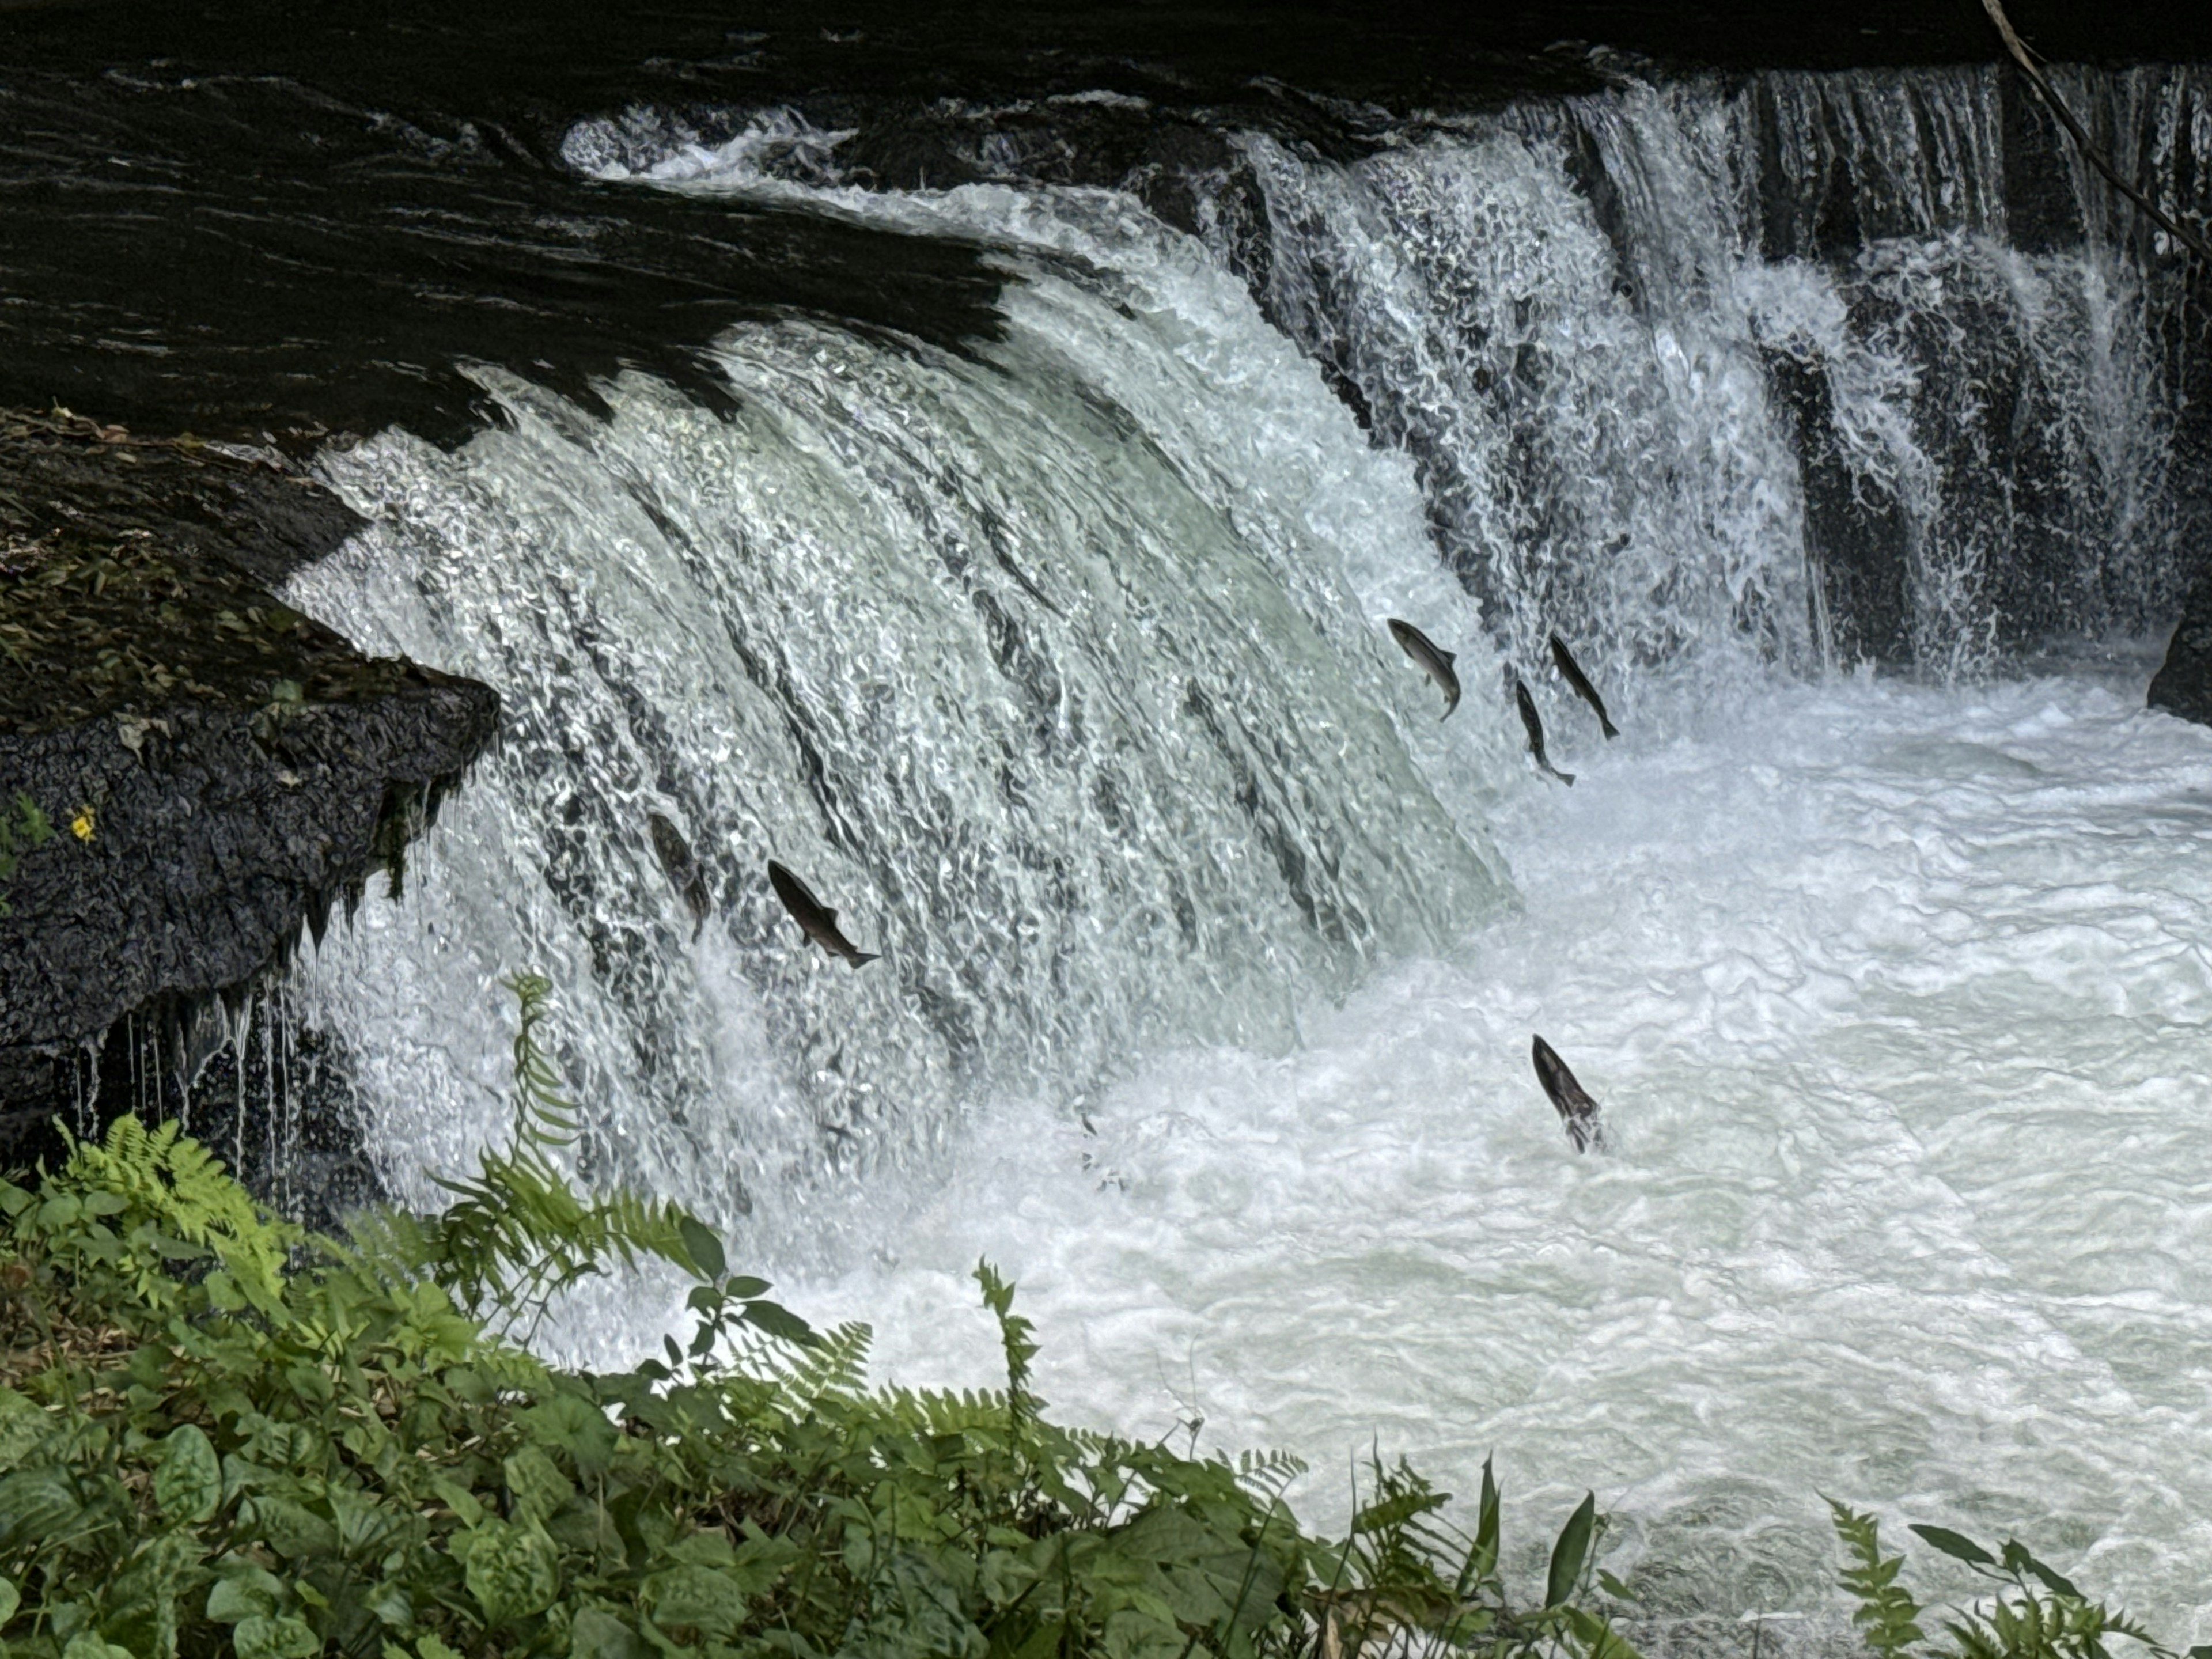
[229,55,2212,1645]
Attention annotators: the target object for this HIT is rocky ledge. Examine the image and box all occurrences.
[2149,577,2212,727]
[0,411,497,1156]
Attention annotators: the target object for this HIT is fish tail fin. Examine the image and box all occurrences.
[1441,692,1459,721]
[1600,716,1620,740]
[849,951,882,969]
[1559,769,1575,787]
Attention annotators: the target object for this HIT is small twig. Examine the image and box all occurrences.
[1980,0,2212,264]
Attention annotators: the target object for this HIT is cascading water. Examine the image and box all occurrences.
[272,56,2212,1643]
[285,185,1512,1241]
[1209,66,2186,688]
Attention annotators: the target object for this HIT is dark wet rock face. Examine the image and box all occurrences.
[2149,584,2212,726]
[0,414,499,1164]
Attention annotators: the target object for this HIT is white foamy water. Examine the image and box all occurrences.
[279,70,2212,1644]
[770,669,2212,1639]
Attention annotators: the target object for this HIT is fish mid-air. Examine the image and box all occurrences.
[1513,679,1574,786]
[647,812,713,941]
[1530,1035,1609,1153]
[767,860,881,968]
[1548,632,1619,740]
[1387,618,1461,719]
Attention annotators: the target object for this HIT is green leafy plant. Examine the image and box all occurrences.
[1828,1505,2196,1659]
[0,979,1634,1659]
[339,973,713,1334]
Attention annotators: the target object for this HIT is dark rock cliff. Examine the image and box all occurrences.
[2149,580,2212,727]
[0,412,499,1162]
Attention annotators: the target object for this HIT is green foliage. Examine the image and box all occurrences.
[1831,1501,1928,1658]
[339,975,711,1334]
[0,985,1631,1659]
[0,790,53,916]
[1830,1506,2183,1659]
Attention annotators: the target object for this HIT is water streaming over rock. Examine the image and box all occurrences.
[285,185,1513,1240]
[267,58,2212,1637]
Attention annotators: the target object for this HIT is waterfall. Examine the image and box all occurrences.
[1207,67,2189,685]
[255,56,2212,1638]
[279,56,2212,1241]
[285,182,1512,1244]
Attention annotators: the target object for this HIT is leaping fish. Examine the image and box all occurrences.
[1387,618,1461,719]
[647,812,713,941]
[1513,679,1574,786]
[767,860,881,968]
[1548,632,1619,740]
[1530,1035,1609,1153]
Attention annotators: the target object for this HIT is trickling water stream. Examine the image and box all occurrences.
[270,59,2212,1640]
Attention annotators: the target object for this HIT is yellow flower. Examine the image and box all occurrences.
[70,806,94,842]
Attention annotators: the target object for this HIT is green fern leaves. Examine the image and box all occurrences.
[1831,1501,1929,1657]
[1828,1503,2170,1659]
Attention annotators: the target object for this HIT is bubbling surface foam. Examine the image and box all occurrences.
[770,670,2212,1639]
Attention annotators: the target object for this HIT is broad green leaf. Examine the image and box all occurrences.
[519,1392,616,1472]
[723,1277,770,1299]
[363,1582,411,1629]
[0,1389,48,1473]
[571,1608,647,1659]
[0,1466,81,1547]
[678,1217,725,1282]
[207,1567,286,1624]
[740,1300,818,1347]
[1546,1492,1597,1609]
[328,1488,407,1560]
[645,1564,750,1640]
[431,1477,483,1527]
[1565,1607,1645,1659]
[0,1573,18,1626]
[666,1532,735,1567]
[243,1495,339,1560]
[1997,1538,2083,1599]
[154,1425,222,1522]
[235,1614,321,1659]
[503,1445,574,1524]
[1910,1525,1997,1569]
[465,1518,560,1626]
[62,1635,134,1659]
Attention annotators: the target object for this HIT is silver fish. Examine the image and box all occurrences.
[1513,679,1574,786]
[1548,632,1619,740]
[647,811,712,941]
[767,860,881,968]
[1531,1034,1609,1153]
[1387,618,1461,719]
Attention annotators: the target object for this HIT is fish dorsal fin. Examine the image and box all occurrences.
[1441,649,1456,663]
[823,907,838,922]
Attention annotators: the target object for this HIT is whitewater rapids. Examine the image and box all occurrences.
[777,666,2212,1641]
[277,72,2212,1643]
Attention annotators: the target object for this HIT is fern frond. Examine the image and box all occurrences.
[1236,1448,1308,1505]
[343,976,700,1325]
[1828,1500,1926,1658]
[64,1116,294,1305]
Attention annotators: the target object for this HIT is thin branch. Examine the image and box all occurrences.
[1980,0,2212,265]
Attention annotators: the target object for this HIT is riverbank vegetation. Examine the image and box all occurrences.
[0,981,2188,1659]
